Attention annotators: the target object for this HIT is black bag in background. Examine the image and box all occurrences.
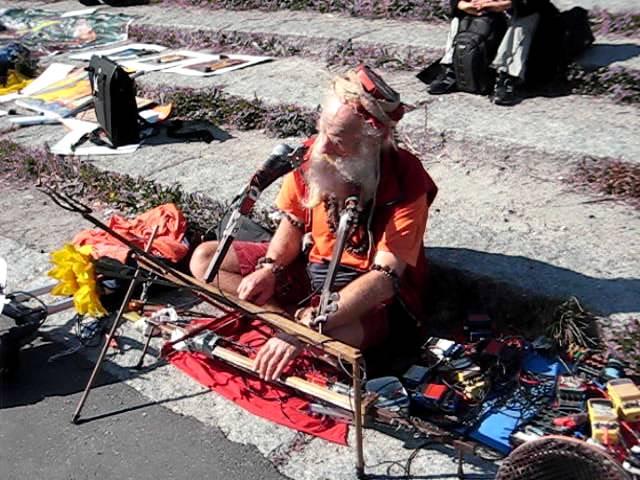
[559,7,594,61]
[87,55,140,148]
[452,14,507,94]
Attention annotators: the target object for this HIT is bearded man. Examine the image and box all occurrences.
[190,65,438,382]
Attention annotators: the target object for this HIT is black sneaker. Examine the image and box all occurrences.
[493,73,520,106]
[428,65,457,95]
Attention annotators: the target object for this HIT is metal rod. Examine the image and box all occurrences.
[353,359,365,478]
[203,209,241,283]
[11,283,56,302]
[71,226,159,424]
[315,195,360,334]
[133,327,155,370]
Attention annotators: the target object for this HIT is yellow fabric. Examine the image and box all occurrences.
[0,70,32,95]
[48,244,107,317]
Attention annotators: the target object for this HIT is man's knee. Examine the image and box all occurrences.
[189,240,219,279]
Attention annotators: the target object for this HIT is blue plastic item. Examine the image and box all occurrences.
[460,352,569,454]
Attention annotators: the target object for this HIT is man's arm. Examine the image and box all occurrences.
[236,216,303,305]
[297,250,405,332]
[472,0,512,13]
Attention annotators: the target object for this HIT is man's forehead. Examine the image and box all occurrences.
[319,98,362,133]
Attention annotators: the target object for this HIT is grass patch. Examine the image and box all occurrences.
[570,157,640,208]
[138,84,319,137]
[0,139,227,238]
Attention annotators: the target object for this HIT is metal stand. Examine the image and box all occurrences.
[71,226,159,424]
[202,143,306,284]
[313,195,360,334]
[310,195,366,476]
[203,209,244,283]
[353,358,366,479]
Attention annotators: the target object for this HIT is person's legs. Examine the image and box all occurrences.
[190,240,263,293]
[428,17,459,95]
[324,307,390,349]
[440,17,460,66]
[492,13,540,105]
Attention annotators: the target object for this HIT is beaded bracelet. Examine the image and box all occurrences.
[281,211,305,231]
[255,256,285,276]
[369,263,400,291]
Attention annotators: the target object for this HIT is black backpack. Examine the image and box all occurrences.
[559,7,594,61]
[453,14,507,94]
[87,55,140,148]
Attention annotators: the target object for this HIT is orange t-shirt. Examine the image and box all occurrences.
[276,174,428,270]
[275,141,437,319]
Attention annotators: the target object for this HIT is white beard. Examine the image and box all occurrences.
[305,145,380,209]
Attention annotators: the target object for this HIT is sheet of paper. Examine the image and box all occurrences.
[60,8,99,18]
[20,63,77,96]
[0,93,21,103]
[52,118,139,156]
[120,50,220,72]
[166,53,273,77]
[8,115,60,127]
[73,143,140,156]
[70,43,167,61]
[50,119,99,154]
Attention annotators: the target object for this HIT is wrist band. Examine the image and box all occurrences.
[255,256,285,276]
[369,263,399,291]
[369,263,398,278]
[281,211,305,231]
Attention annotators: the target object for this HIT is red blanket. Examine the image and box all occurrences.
[167,318,349,445]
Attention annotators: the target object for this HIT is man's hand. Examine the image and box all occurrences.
[458,0,482,15]
[237,267,276,305]
[254,334,301,382]
[471,0,512,12]
[294,306,317,329]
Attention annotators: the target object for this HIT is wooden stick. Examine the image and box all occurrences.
[136,255,362,362]
[156,321,355,411]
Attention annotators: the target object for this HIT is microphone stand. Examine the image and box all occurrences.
[312,195,361,334]
[203,145,306,284]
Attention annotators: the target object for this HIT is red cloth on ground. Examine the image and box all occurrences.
[72,203,188,264]
[167,317,349,445]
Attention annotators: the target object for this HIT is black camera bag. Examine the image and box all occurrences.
[87,55,140,148]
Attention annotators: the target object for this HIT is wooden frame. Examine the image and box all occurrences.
[136,255,368,477]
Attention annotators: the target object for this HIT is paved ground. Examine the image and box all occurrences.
[0,333,289,480]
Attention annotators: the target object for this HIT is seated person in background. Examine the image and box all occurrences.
[430,0,552,105]
[190,65,438,382]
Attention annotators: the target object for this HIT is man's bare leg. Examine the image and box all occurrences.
[190,240,243,293]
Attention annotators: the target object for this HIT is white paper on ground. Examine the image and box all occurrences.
[70,43,167,61]
[120,50,220,72]
[166,53,273,77]
[139,109,159,123]
[61,8,99,18]
[52,118,140,156]
[8,115,60,127]
[20,63,77,97]
[73,143,140,156]
[0,93,20,104]
[50,119,99,155]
